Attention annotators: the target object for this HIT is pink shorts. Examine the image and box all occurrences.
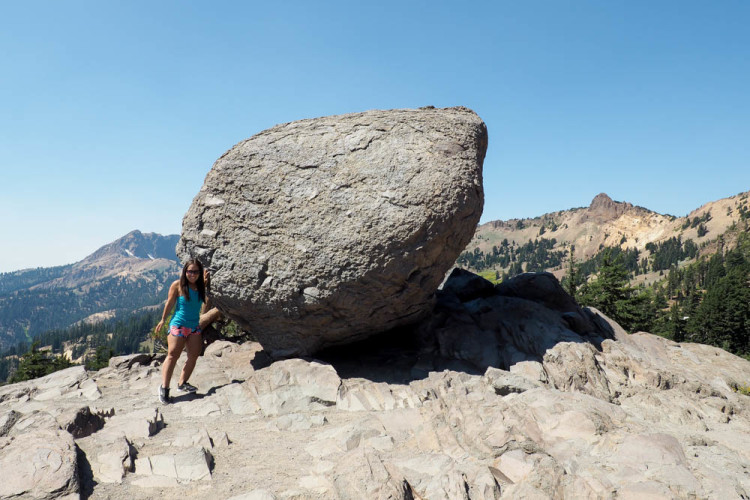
[169,325,202,338]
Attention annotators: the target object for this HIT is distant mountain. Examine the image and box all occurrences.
[82,230,180,265]
[0,230,180,350]
[460,190,750,283]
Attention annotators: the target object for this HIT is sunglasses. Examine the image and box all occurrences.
[186,270,200,275]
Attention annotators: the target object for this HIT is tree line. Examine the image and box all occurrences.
[566,233,750,358]
[458,234,700,280]
[0,265,71,294]
[0,308,161,384]
[456,237,566,277]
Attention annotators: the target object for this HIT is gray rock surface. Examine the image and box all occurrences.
[177,107,487,357]
[0,428,79,499]
[1,270,749,499]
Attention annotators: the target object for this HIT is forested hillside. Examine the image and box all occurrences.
[0,265,71,294]
[457,237,566,278]
[0,272,173,346]
[562,228,750,358]
[0,307,161,383]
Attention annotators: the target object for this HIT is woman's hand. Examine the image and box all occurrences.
[204,269,211,289]
[155,319,165,333]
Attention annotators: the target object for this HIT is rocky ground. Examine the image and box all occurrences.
[2,271,750,499]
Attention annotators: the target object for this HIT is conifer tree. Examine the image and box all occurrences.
[577,249,654,332]
[85,345,115,371]
[668,303,686,342]
[687,248,750,355]
[565,245,580,300]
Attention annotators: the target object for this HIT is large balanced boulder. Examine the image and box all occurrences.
[178,107,487,357]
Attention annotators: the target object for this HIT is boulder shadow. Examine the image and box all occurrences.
[315,324,437,385]
[315,270,624,385]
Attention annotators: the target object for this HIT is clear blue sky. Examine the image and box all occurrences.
[2,1,749,272]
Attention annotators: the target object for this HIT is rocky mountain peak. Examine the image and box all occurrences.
[464,190,750,277]
[589,192,614,209]
[587,192,634,220]
[82,230,179,265]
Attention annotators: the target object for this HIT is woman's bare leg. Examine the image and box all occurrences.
[162,334,187,389]
[179,333,203,386]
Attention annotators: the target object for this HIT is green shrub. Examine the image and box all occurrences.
[478,270,502,284]
[150,311,173,353]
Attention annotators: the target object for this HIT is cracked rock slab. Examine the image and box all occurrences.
[138,447,213,482]
[248,358,341,416]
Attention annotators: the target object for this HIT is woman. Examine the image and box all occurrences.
[155,258,208,404]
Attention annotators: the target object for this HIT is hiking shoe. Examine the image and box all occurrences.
[178,382,198,393]
[159,385,171,404]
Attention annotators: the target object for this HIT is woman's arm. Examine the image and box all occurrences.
[155,281,179,333]
[202,269,212,313]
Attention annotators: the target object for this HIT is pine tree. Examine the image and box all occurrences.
[579,250,628,314]
[668,303,686,342]
[564,245,580,300]
[687,250,750,355]
[578,249,652,332]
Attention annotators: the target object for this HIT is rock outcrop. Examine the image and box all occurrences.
[2,270,749,499]
[585,192,639,222]
[416,269,615,375]
[177,107,487,357]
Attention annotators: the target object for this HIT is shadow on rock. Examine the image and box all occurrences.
[171,382,237,402]
[170,391,204,404]
[316,269,622,384]
[315,324,435,384]
[76,445,97,500]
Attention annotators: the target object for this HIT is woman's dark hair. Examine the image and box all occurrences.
[180,258,206,303]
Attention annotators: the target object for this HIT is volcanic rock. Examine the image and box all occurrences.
[0,428,80,499]
[587,192,633,221]
[178,107,487,357]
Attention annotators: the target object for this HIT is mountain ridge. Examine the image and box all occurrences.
[0,230,180,350]
[41,230,180,290]
[466,189,750,279]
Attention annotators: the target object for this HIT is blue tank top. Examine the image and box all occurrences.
[169,287,203,329]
